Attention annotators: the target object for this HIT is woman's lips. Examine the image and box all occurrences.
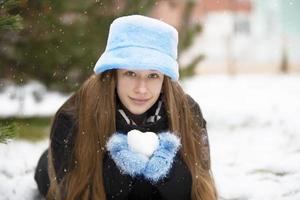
[129,97,149,105]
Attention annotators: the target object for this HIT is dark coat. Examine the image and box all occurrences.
[34,95,210,200]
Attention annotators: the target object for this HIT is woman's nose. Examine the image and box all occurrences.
[134,78,148,94]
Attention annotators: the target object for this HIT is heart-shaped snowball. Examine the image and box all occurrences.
[127,129,159,158]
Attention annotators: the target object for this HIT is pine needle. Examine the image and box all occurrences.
[0,122,17,144]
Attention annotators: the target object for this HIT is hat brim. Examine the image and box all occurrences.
[94,46,179,80]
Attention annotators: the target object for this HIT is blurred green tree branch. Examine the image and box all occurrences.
[0,0,22,143]
[0,122,17,143]
[178,0,203,79]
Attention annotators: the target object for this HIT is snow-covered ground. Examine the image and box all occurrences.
[1,74,300,200]
[0,81,69,117]
[184,75,300,200]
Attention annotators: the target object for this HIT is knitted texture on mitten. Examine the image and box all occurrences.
[143,132,181,183]
[106,133,148,177]
[106,132,181,182]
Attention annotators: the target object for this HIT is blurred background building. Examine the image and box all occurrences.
[150,0,300,74]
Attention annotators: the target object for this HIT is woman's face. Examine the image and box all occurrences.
[116,69,164,115]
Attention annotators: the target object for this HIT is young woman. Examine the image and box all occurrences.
[34,15,217,200]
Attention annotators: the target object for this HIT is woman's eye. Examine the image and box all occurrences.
[124,71,136,77]
[148,73,159,79]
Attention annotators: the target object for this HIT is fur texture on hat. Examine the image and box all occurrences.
[94,15,179,80]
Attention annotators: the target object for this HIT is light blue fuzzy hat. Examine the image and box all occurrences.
[93,15,179,80]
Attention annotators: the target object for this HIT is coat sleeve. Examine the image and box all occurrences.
[186,94,211,170]
[50,112,76,183]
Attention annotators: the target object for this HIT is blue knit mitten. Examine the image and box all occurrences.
[143,132,181,183]
[106,133,149,177]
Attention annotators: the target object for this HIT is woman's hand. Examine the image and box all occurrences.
[143,132,181,183]
[106,133,149,176]
[106,131,181,183]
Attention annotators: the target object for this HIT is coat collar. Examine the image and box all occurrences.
[116,94,169,133]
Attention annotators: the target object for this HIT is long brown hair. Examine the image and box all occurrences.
[47,70,217,200]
